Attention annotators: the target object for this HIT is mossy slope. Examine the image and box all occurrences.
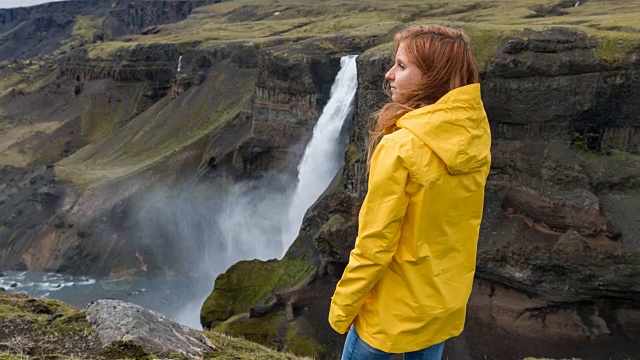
[201,256,315,326]
[0,292,308,360]
[56,59,257,187]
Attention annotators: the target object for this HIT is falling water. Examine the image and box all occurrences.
[282,55,358,252]
[5,55,359,330]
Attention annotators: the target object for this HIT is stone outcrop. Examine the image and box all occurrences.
[86,299,216,359]
[236,53,342,174]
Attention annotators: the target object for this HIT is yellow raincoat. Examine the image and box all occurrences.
[329,83,491,353]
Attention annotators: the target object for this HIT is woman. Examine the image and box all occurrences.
[328,25,491,360]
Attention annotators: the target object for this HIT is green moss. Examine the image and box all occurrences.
[0,292,307,360]
[202,329,305,360]
[30,135,69,168]
[72,16,105,43]
[461,24,521,72]
[316,40,341,53]
[525,1,573,18]
[592,31,639,65]
[215,313,287,350]
[86,42,137,60]
[345,144,362,167]
[0,292,86,323]
[33,311,94,337]
[0,72,24,91]
[317,214,346,236]
[166,352,191,360]
[79,85,146,144]
[201,257,315,326]
[212,313,324,358]
[176,42,196,54]
[101,341,154,360]
[284,321,323,358]
[0,302,18,318]
[0,294,92,338]
[57,60,257,188]
[0,354,21,360]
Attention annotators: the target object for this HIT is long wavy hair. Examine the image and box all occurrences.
[366,25,479,167]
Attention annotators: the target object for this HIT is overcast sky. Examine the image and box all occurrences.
[0,0,68,9]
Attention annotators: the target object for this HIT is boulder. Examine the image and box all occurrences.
[85,299,215,359]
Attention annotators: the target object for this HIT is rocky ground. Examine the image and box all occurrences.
[0,291,307,360]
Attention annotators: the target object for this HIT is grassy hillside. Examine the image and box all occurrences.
[53,0,640,188]
[55,59,257,187]
[89,0,639,63]
[2,0,638,184]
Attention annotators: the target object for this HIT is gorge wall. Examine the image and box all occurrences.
[0,0,379,277]
[201,27,640,360]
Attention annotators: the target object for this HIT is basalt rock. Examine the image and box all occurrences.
[86,299,216,359]
[234,52,343,175]
[0,22,374,277]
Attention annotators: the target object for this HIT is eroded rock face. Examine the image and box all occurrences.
[234,53,343,174]
[203,27,640,359]
[0,0,219,61]
[484,28,640,152]
[86,299,215,359]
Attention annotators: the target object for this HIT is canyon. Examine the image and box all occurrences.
[0,0,638,359]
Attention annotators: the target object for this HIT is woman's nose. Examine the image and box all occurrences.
[385,67,394,81]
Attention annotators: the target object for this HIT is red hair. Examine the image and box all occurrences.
[367,25,479,166]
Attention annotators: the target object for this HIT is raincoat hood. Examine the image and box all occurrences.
[396,83,491,175]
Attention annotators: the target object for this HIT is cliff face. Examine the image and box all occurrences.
[201,26,640,360]
[233,51,342,174]
[0,0,219,61]
[0,0,375,276]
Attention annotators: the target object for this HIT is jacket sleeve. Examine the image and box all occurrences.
[328,137,409,334]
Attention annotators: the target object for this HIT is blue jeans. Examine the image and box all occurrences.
[341,326,445,360]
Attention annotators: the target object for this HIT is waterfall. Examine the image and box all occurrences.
[282,55,358,253]
[8,55,359,330]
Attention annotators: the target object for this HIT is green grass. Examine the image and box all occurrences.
[203,330,310,360]
[82,0,638,60]
[72,16,105,44]
[55,59,257,187]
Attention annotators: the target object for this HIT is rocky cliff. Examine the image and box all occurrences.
[0,0,220,61]
[0,0,375,276]
[199,3,640,360]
